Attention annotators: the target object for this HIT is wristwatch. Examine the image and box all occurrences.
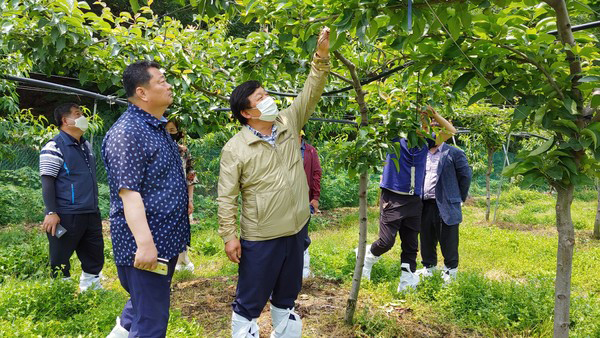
[46,211,57,216]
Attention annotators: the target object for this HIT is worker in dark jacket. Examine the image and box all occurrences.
[39,103,104,291]
[416,136,472,283]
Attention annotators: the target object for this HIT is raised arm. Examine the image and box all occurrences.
[420,106,457,145]
[283,28,331,131]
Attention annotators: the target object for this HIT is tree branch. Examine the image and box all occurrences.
[334,50,368,126]
[469,37,565,100]
[331,71,354,85]
[192,84,229,101]
[544,0,583,112]
[501,45,565,100]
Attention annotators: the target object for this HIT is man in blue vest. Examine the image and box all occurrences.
[39,103,104,291]
[359,107,456,292]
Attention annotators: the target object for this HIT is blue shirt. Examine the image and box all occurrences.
[101,104,190,266]
[380,137,435,196]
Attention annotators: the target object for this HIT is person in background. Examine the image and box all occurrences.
[39,103,104,292]
[299,129,322,279]
[103,61,189,338]
[357,107,456,292]
[218,27,330,338]
[166,118,198,272]
[415,121,472,283]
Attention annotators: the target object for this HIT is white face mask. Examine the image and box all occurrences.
[255,96,279,122]
[68,116,89,132]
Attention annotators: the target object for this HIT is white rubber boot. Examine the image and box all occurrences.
[175,250,195,272]
[232,312,260,338]
[415,266,438,279]
[397,263,419,292]
[79,271,102,292]
[302,249,311,279]
[442,266,458,284]
[270,305,302,338]
[354,245,381,281]
[106,316,128,338]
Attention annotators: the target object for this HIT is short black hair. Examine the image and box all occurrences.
[54,103,79,127]
[229,80,262,125]
[123,61,161,98]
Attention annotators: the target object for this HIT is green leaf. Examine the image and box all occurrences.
[55,36,66,53]
[334,9,354,32]
[581,128,598,148]
[452,72,476,93]
[513,104,530,121]
[356,14,369,44]
[578,75,600,83]
[432,63,447,76]
[529,136,554,156]
[562,97,577,115]
[467,91,487,106]
[303,35,317,55]
[502,162,519,176]
[591,93,600,108]
[129,0,140,12]
[78,1,91,10]
[553,119,578,131]
[389,36,406,50]
[447,16,461,41]
[559,157,578,174]
[330,30,345,52]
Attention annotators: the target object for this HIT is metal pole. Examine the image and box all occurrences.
[2,74,128,106]
[548,20,600,35]
[492,135,511,223]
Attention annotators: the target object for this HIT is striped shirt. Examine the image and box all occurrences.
[39,140,64,177]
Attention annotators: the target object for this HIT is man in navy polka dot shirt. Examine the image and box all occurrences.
[102,61,189,338]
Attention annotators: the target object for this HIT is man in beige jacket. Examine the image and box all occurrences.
[218,28,330,338]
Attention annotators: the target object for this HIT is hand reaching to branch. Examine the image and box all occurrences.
[316,27,330,58]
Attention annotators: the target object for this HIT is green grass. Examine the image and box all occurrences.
[473,186,597,231]
[1,186,599,336]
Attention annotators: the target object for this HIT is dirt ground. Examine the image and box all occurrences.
[170,276,477,337]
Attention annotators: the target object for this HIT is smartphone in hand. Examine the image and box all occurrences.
[137,258,169,275]
[55,224,67,238]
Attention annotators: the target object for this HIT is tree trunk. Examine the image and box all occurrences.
[594,180,600,239]
[345,171,368,324]
[553,184,575,338]
[334,50,370,325]
[485,147,493,221]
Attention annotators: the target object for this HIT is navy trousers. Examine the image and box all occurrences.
[233,223,309,320]
[117,256,178,338]
[420,199,460,269]
[47,212,104,278]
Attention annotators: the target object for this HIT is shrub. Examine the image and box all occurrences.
[0,226,48,282]
[438,273,554,334]
[0,167,41,189]
[0,278,126,336]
